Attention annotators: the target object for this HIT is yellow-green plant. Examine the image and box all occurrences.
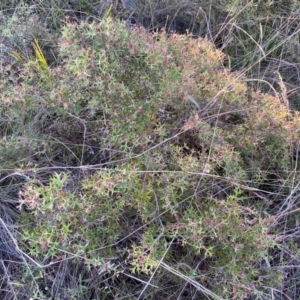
[11,38,50,83]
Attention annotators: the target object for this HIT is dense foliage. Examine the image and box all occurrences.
[1,1,300,299]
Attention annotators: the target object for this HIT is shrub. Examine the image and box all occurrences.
[0,17,295,299]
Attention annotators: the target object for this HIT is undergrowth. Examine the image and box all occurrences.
[1,1,300,299]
